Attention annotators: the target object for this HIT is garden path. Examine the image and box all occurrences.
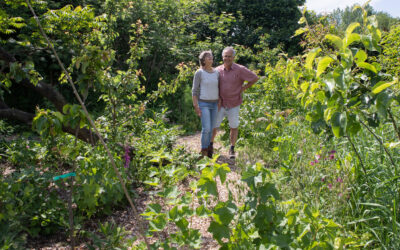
[26,132,244,249]
[175,131,243,249]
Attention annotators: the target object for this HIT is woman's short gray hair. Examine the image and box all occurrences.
[222,47,236,57]
[199,50,213,66]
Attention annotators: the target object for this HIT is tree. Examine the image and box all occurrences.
[204,0,305,55]
[328,4,399,33]
[381,24,400,78]
[0,1,113,143]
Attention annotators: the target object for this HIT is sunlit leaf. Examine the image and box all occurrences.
[354,50,367,63]
[317,56,334,77]
[305,48,321,70]
[345,22,360,37]
[325,34,343,50]
[357,62,377,74]
[298,17,306,24]
[293,27,308,37]
[344,33,361,48]
[324,75,335,93]
[371,79,398,94]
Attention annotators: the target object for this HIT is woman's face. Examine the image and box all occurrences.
[204,55,213,67]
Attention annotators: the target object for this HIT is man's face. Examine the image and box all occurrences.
[222,49,234,67]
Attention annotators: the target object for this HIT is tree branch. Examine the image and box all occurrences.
[0,46,67,112]
[0,108,35,124]
[20,79,67,112]
[0,46,97,143]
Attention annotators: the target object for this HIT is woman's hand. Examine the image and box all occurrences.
[194,106,202,117]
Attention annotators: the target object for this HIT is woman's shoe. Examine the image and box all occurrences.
[207,144,213,158]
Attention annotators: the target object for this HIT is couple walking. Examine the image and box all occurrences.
[192,47,259,159]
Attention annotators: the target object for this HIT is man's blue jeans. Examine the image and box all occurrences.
[199,101,218,149]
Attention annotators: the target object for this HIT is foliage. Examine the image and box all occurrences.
[381,24,400,78]
[139,160,361,249]
[327,3,399,32]
[205,0,305,55]
[2,0,400,248]
[0,164,68,245]
[288,3,400,247]
[85,221,134,250]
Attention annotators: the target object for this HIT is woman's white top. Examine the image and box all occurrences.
[192,69,219,102]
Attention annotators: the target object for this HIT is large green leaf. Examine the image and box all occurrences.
[361,35,375,51]
[331,112,347,137]
[323,75,335,93]
[169,206,178,220]
[198,178,218,196]
[345,22,360,37]
[346,114,361,135]
[147,203,162,214]
[354,50,367,63]
[208,221,230,242]
[259,183,280,202]
[324,107,335,122]
[254,205,275,231]
[316,56,334,77]
[294,27,308,37]
[340,48,354,69]
[305,48,321,70]
[149,214,167,232]
[357,62,377,74]
[376,92,391,119]
[333,67,345,89]
[325,34,343,50]
[175,218,189,232]
[344,33,361,48]
[215,164,230,184]
[371,79,398,94]
[213,202,237,225]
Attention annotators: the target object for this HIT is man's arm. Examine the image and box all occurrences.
[241,76,259,92]
[240,66,259,92]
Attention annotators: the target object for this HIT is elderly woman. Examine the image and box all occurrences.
[192,50,219,158]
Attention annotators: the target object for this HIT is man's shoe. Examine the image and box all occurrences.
[200,148,208,159]
[229,147,235,159]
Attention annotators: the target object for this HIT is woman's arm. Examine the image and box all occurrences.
[192,70,202,117]
[192,95,201,117]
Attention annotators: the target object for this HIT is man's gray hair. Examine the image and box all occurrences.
[222,47,236,57]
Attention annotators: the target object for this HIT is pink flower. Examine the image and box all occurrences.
[329,150,336,154]
[124,146,131,168]
[315,155,321,160]
[328,183,333,189]
[338,193,343,197]
[26,145,30,149]
[336,177,343,183]
[314,159,319,164]
[321,177,325,182]
[329,154,335,160]
[310,161,315,166]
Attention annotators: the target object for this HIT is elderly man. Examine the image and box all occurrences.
[210,47,259,159]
